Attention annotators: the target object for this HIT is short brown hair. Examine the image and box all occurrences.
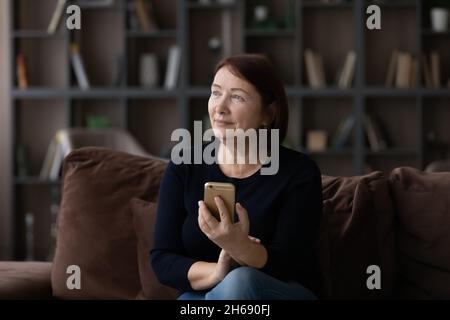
[215,54,289,142]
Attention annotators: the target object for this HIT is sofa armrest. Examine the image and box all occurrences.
[0,262,53,300]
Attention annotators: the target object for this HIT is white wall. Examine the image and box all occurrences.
[0,0,12,259]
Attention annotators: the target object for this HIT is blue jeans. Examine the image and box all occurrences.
[177,266,317,300]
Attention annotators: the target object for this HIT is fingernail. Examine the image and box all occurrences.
[198,201,201,207]
[237,203,241,207]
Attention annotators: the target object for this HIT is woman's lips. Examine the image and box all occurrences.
[214,120,234,127]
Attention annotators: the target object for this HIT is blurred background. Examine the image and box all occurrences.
[0,0,449,260]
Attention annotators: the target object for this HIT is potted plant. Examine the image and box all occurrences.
[430,0,450,32]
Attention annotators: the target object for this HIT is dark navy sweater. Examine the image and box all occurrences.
[150,143,323,293]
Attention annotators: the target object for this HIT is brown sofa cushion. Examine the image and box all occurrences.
[0,262,52,300]
[51,147,168,299]
[389,167,450,299]
[318,172,396,299]
[130,198,178,300]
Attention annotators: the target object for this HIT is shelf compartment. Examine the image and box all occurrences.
[365,98,419,151]
[126,0,178,30]
[128,98,179,157]
[15,37,67,88]
[302,7,354,88]
[423,98,450,168]
[71,9,124,87]
[72,98,123,128]
[301,97,354,152]
[365,6,418,86]
[127,37,178,87]
[423,36,450,90]
[189,8,243,86]
[246,37,296,85]
[15,99,68,177]
[14,185,57,261]
[14,0,63,31]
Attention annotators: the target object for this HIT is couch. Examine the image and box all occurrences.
[1,147,449,300]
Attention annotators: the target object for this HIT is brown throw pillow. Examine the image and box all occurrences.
[389,167,450,299]
[318,172,396,299]
[130,198,178,300]
[51,147,168,299]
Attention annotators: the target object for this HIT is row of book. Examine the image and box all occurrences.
[304,49,356,89]
[384,50,446,89]
[16,44,181,90]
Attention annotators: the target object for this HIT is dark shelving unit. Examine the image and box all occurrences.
[8,0,450,259]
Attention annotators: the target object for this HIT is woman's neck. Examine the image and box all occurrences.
[217,141,262,178]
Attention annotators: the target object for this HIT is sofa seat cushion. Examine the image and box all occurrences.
[319,172,396,299]
[51,147,168,299]
[389,167,450,299]
[0,262,52,299]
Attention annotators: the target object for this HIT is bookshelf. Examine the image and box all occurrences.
[8,0,450,260]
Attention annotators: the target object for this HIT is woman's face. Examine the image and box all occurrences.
[208,66,269,140]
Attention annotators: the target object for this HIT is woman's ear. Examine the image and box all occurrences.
[263,103,277,128]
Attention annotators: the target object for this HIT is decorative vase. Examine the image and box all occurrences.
[431,8,449,32]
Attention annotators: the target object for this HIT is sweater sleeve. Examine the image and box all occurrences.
[150,161,197,292]
[261,159,323,288]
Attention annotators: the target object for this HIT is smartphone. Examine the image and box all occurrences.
[204,182,235,222]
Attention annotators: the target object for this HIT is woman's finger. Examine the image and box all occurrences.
[214,196,231,225]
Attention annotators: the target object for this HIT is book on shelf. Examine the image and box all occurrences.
[385,50,399,87]
[16,53,28,89]
[134,0,158,32]
[421,54,433,88]
[40,130,74,181]
[385,50,418,89]
[395,51,412,89]
[421,52,441,89]
[337,51,356,89]
[430,51,441,88]
[70,43,90,90]
[47,0,67,34]
[304,49,326,89]
[164,45,181,90]
[331,114,355,150]
[362,113,388,152]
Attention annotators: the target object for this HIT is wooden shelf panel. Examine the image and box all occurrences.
[12,88,181,99]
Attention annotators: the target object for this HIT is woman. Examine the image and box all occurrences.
[151,54,323,300]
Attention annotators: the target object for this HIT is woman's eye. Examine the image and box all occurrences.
[232,94,244,102]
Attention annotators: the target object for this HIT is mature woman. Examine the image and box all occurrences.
[151,54,323,300]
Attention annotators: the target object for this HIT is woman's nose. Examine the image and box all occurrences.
[215,96,229,114]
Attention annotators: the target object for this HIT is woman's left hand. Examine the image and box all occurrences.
[198,197,249,253]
